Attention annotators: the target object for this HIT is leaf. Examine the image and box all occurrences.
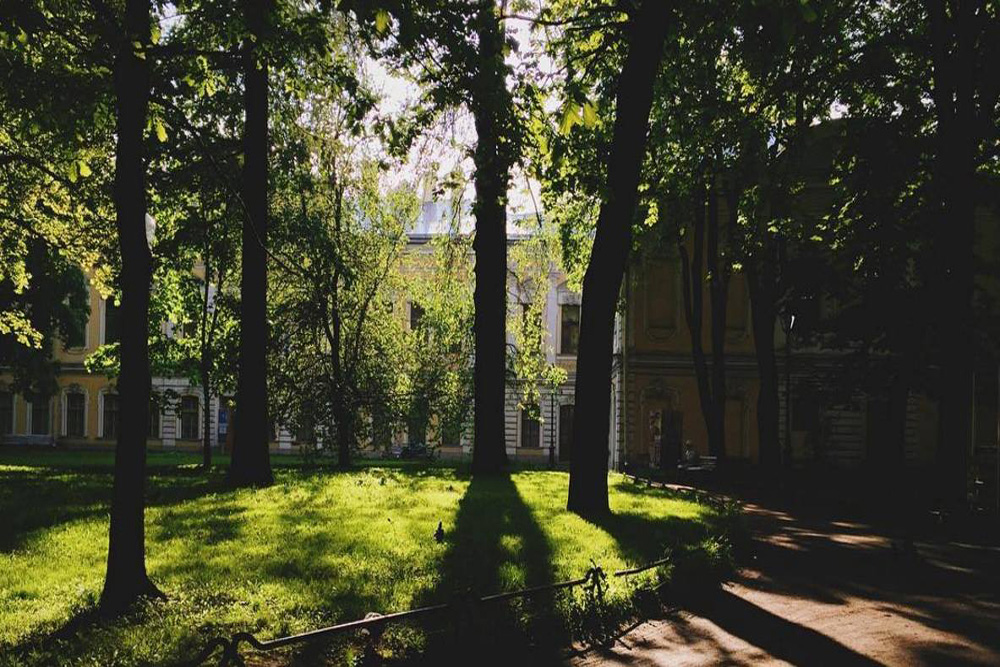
[155,119,168,143]
[559,104,581,135]
[375,10,390,35]
[581,101,598,128]
[77,160,92,178]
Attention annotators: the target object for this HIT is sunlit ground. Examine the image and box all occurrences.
[0,449,727,665]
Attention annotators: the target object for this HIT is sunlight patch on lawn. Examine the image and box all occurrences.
[0,454,718,666]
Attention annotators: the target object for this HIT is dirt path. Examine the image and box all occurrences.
[568,502,1000,666]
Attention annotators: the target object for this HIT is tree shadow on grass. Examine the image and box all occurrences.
[0,464,231,552]
[416,473,562,667]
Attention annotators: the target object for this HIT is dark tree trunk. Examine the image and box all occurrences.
[100,0,161,613]
[707,187,730,460]
[678,186,726,460]
[567,2,668,516]
[334,391,353,468]
[470,2,510,475]
[202,375,212,468]
[746,256,781,471]
[201,257,213,469]
[927,0,976,508]
[230,0,273,487]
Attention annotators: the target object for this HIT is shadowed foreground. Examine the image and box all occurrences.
[569,501,1000,666]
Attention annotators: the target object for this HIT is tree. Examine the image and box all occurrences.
[230,0,274,486]
[923,0,1000,506]
[343,0,521,474]
[101,0,164,612]
[563,0,670,515]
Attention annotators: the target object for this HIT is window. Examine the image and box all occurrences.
[103,394,119,439]
[409,302,425,331]
[560,304,580,355]
[30,396,50,435]
[66,392,86,437]
[103,300,121,344]
[65,318,86,349]
[646,261,678,331]
[407,412,427,445]
[180,396,199,440]
[441,419,462,448]
[148,399,160,438]
[520,408,540,448]
[726,276,749,334]
[0,391,13,435]
[558,404,574,461]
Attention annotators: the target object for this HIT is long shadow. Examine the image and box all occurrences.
[686,589,883,666]
[418,473,560,666]
[0,463,231,552]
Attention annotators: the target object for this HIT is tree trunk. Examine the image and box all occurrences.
[100,0,161,613]
[470,2,510,475]
[679,187,724,460]
[202,374,212,468]
[567,2,668,516]
[334,389,353,468]
[927,0,976,508]
[707,186,729,461]
[746,257,781,471]
[230,0,273,487]
[201,257,213,469]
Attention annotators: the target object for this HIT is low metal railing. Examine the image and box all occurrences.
[192,556,672,666]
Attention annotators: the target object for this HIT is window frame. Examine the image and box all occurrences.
[559,304,580,356]
[64,390,87,437]
[179,395,200,440]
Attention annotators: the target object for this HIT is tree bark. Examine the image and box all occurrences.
[567,2,669,516]
[100,0,161,613]
[230,0,273,487]
[746,254,781,471]
[707,187,730,460]
[927,0,976,508]
[201,256,213,469]
[470,2,510,475]
[678,186,727,460]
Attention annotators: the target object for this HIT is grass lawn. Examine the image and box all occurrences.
[0,448,735,666]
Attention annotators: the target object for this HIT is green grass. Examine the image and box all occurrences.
[0,448,731,666]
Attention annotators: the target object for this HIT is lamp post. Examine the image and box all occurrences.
[780,310,796,469]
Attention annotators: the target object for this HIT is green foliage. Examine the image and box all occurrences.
[404,229,476,447]
[268,74,418,453]
[508,221,567,418]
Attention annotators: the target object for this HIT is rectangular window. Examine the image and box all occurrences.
[558,404,574,461]
[66,393,85,437]
[104,300,121,344]
[103,394,119,439]
[409,302,424,331]
[31,397,50,435]
[65,319,86,349]
[0,391,13,435]
[407,412,427,445]
[441,419,462,448]
[560,304,580,355]
[181,396,199,440]
[520,408,540,448]
[149,399,160,438]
